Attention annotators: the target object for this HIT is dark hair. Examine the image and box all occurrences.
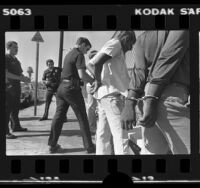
[6,41,18,50]
[117,31,136,44]
[89,50,98,59]
[76,37,92,48]
[46,59,54,66]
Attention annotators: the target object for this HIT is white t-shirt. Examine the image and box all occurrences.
[87,38,130,99]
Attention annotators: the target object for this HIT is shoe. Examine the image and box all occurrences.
[6,133,17,139]
[39,117,48,121]
[49,144,63,153]
[12,127,28,132]
[86,144,96,154]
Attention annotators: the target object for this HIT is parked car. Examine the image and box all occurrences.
[20,82,33,106]
[31,83,46,102]
[20,82,46,106]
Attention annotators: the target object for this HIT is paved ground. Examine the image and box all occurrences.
[6,97,144,156]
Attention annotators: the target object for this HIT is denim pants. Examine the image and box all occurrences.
[6,83,21,132]
[48,81,93,149]
[136,83,190,154]
[96,94,129,155]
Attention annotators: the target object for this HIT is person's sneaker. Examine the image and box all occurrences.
[39,117,48,121]
[6,133,17,139]
[49,144,63,153]
[12,127,28,132]
[86,144,96,154]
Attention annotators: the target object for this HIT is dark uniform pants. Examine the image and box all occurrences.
[48,81,93,149]
[6,83,21,133]
[43,89,56,118]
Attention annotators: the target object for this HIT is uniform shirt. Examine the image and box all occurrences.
[61,48,86,81]
[129,30,189,95]
[5,54,23,85]
[88,38,130,99]
[42,67,62,90]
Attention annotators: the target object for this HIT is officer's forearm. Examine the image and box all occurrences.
[86,64,95,76]
[82,72,94,85]
[92,53,111,82]
[78,69,94,85]
[94,63,103,83]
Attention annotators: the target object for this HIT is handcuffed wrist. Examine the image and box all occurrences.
[125,97,138,106]
[141,95,159,101]
[125,97,138,102]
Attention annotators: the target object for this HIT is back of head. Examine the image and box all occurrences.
[76,37,92,48]
[117,31,136,44]
[6,41,18,50]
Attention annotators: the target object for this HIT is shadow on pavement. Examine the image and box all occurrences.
[19,117,78,122]
[61,130,82,136]
[14,130,83,138]
[32,100,46,106]
[20,101,45,109]
[50,147,86,154]
[19,130,50,133]
[20,117,41,121]
[47,118,78,122]
[67,119,78,122]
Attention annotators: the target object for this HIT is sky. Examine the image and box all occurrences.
[6,31,196,81]
[5,31,115,81]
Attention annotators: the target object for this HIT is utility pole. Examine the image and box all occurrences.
[58,31,64,68]
[31,31,44,116]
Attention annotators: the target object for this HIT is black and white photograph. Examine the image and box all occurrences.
[5,30,190,156]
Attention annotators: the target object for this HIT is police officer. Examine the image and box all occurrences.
[6,41,30,139]
[40,59,68,121]
[48,37,95,153]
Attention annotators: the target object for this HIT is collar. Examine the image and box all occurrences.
[74,47,83,54]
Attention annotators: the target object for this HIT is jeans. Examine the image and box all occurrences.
[96,94,129,155]
[136,83,190,154]
[6,83,21,132]
[48,81,93,149]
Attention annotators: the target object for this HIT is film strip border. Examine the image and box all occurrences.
[0,156,199,182]
[1,12,195,30]
[0,5,199,30]
[0,5,200,182]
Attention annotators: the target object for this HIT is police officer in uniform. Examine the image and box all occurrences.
[47,37,95,153]
[6,41,30,139]
[40,59,68,121]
